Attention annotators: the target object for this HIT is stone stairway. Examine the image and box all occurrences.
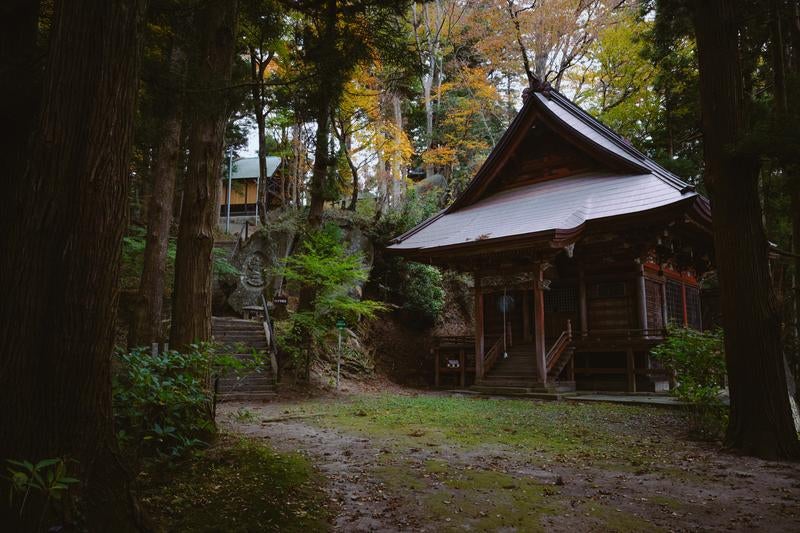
[471,342,575,397]
[212,317,277,401]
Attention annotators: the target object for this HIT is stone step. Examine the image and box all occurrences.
[212,324,264,331]
[213,331,265,337]
[212,322,264,328]
[214,331,265,337]
[211,315,277,397]
[216,337,268,344]
[484,374,539,381]
[467,386,576,400]
[489,366,536,371]
[478,380,546,388]
[217,391,276,402]
[218,351,271,359]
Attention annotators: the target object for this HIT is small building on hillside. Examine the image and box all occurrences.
[219,156,281,230]
[388,83,713,395]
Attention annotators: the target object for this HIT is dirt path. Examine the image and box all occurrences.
[220,402,419,531]
[218,397,800,532]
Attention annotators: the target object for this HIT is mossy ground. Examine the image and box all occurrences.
[286,393,687,470]
[136,435,332,532]
[217,394,800,532]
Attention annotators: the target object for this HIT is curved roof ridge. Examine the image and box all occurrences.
[541,90,695,194]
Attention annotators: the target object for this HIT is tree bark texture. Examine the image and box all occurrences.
[249,45,269,224]
[129,44,186,350]
[0,0,146,529]
[170,0,239,349]
[0,0,40,198]
[693,0,800,459]
[308,97,331,228]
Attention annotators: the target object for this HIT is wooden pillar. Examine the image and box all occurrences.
[635,264,647,332]
[534,265,547,383]
[626,348,636,393]
[578,268,588,336]
[459,349,465,387]
[660,273,668,331]
[522,290,531,342]
[474,275,485,380]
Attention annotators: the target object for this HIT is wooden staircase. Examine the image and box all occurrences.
[212,317,277,401]
[471,322,576,397]
[472,343,574,394]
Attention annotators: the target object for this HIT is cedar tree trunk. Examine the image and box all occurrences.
[129,44,185,349]
[0,0,40,187]
[693,0,800,459]
[0,0,146,529]
[170,0,239,349]
[249,45,269,224]
[308,101,331,229]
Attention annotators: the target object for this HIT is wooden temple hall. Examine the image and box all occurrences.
[388,83,714,394]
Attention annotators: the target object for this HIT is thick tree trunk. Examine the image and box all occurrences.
[391,93,405,207]
[308,101,330,228]
[693,0,800,459]
[344,132,360,211]
[0,0,40,193]
[249,46,269,224]
[292,119,302,208]
[170,0,239,349]
[0,0,145,529]
[792,182,800,373]
[129,44,185,350]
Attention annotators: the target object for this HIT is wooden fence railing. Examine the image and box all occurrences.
[483,335,504,376]
[483,322,512,376]
[546,320,573,373]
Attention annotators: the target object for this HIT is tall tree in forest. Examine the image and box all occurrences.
[411,0,466,178]
[129,19,187,349]
[242,0,287,223]
[171,0,239,349]
[292,0,410,228]
[471,0,623,91]
[573,5,703,181]
[692,0,800,458]
[0,0,146,529]
[333,68,413,211]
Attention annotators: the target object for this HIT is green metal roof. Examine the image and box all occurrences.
[225,156,281,180]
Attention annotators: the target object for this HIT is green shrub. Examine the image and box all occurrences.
[112,344,256,459]
[275,224,386,374]
[368,190,446,325]
[650,326,727,439]
[399,262,445,324]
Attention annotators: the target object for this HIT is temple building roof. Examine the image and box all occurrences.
[389,85,711,258]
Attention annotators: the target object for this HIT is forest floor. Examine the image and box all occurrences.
[217,391,800,532]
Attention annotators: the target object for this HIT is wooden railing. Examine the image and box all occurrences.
[483,322,513,376]
[574,328,666,343]
[546,319,573,372]
[483,335,504,376]
[261,294,279,382]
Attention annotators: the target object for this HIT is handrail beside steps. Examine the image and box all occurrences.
[261,294,279,381]
[546,320,573,372]
[483,322,513,375]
